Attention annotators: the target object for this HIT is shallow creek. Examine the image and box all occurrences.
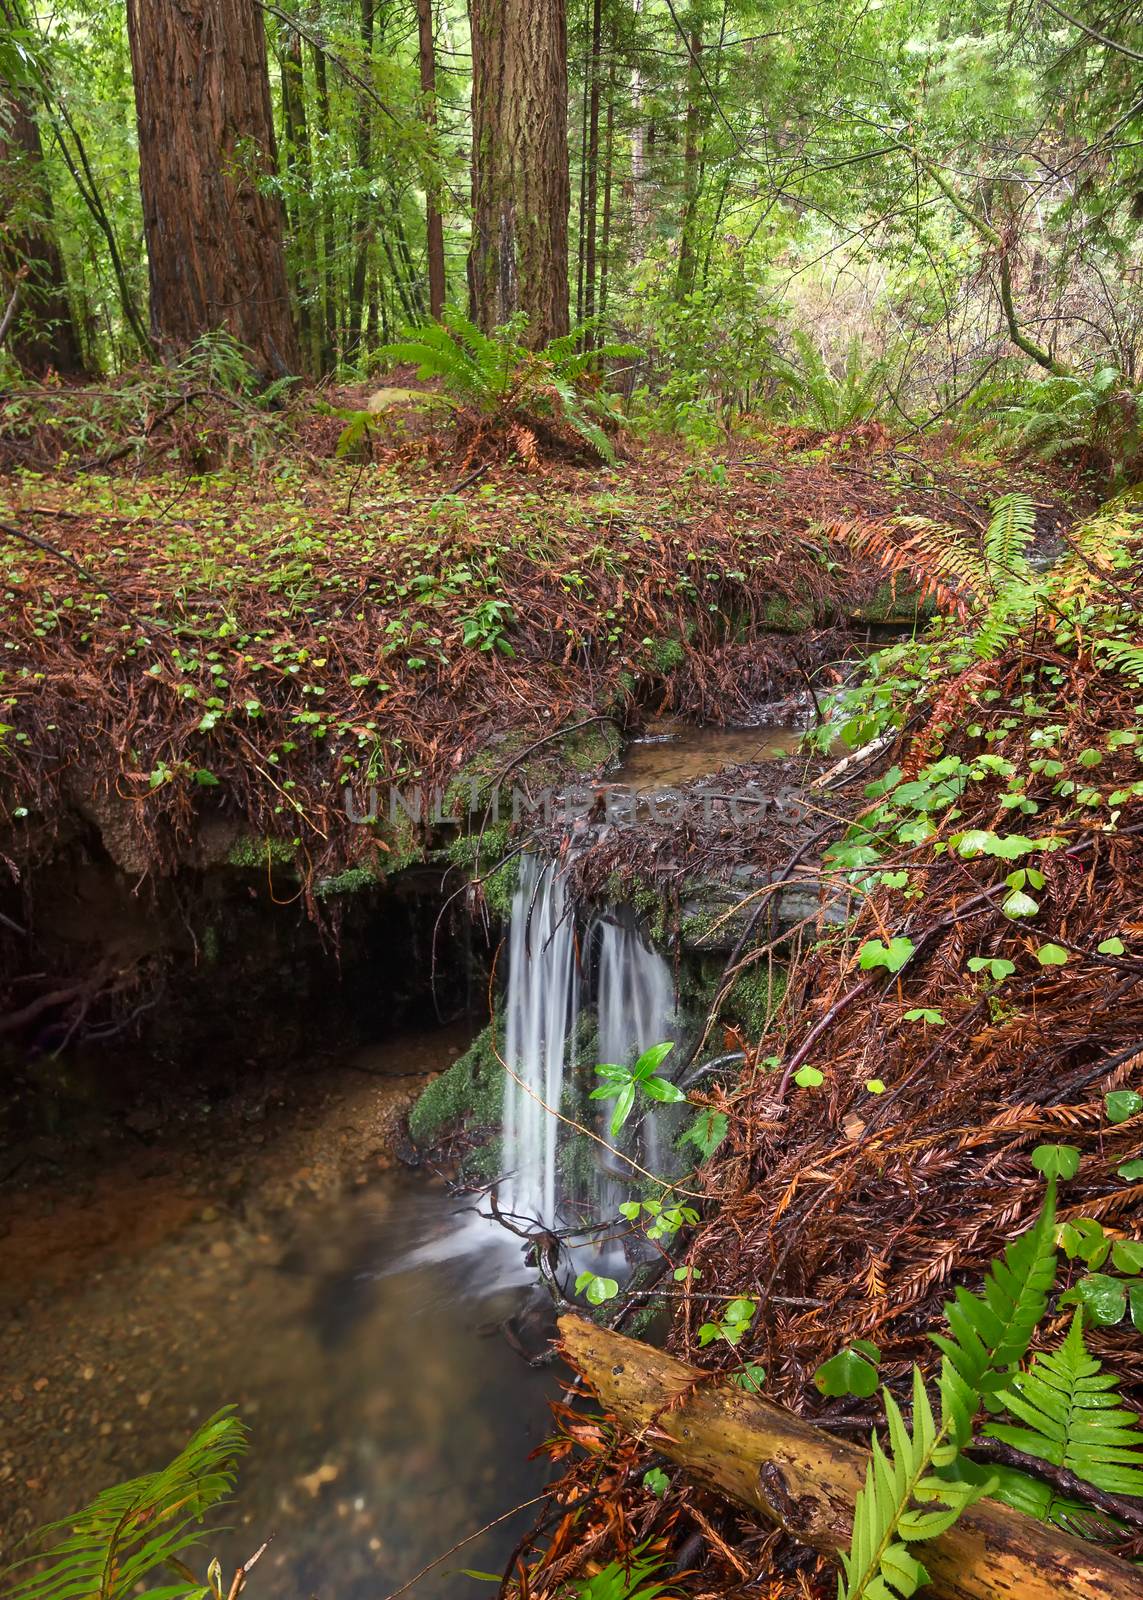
[0,1031,559,1600]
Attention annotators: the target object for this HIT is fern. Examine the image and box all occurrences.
[838,1368,989,1600]
[2,1408,246,1600]
[368,307,636,464]
[838,1188,1057,1599]
[930,1177,1058,1426]
[986,1312,1143,1497]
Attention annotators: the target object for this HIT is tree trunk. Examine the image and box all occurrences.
[125,0,299,376]
[0,13,86,376]
[469,0,570,347]
[347,0,376,355]
[560,1317,1142,1600]
[583,0,602,340]
[598,41,615,321]
[675,19,703,301]
[310,28,337,367]
[280,25,319,371]
[415,0,446,318]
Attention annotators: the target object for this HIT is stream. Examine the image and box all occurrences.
[0,1032,560,1600]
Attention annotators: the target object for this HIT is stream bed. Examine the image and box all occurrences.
[0,1033,560,1600]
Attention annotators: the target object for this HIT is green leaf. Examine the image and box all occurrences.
[1035,943,1069,966]
[1104,1090,1143,1124]
[865,1078,886,1094]
[814,1347,881,1399]
[1097,936,1126,955]
[1061,1273,1127,1326]
[858,936,915,973]
[680,1109,728,1160]
[633,1041,674,1079]
[192,768,219,786]
[903,1008,944,1025]
[1002,889,1039,919]
[610,1082,636,1137]
[1032,1144,1080,1180]
[730,1362,767,1394]
[642,1467,670,1498]
[987,1312,1143,1496]
[794,1064,824,1088]
[1117,1160,1143,1181]
[640,1075,687,1104]
[575,1271,619,1306]
[1111,1238,1143,1274]
[968,956,1016,982]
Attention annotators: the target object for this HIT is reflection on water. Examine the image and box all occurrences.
[205,1178,560,1600]
[611,716,809,792]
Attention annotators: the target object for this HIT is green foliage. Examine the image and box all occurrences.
[815,1343,882,1399]
[591,1042,686,1138]
[838,1368,989,1600]
[368,308,639,464]
[986,1313,1143,1495]
[777,331,896,432]
[698,1295,756,1348]
[1002,369,1141,481]
[570,1548,672,1600]
[2,1409,246,1600]
[929,1180,1057,1420]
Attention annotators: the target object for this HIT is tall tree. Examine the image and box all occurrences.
[469,0,570,346]
[125,0,299,376]
[415,0,446,319]
[675,14,704,301]
[0,0,85,375]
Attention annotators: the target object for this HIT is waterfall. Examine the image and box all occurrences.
[594,912,678,1182]
[502,855,579,1228]
[501,855,679,1232]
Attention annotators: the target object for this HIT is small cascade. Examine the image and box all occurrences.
[502,854,579,1227]
[594,913,678,1175]
[501,855,679,1234]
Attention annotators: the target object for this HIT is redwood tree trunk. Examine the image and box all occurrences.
[583,0,602,340]
[415,0,446,318]
[0,13,85,376]
[125,0,300,376]
[675,20,703,301]
[469,0,570,347]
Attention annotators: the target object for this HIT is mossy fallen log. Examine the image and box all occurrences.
[559,1315,1143,1600]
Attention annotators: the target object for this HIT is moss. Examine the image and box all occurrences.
[761,594,817,631]
[446,822,512,875]
[225,834,297,868]
[408,1021,506,1147]
[647,636,686,673]
[724,964,787,1036]
[853,579,934,624]
[315,865,377,898]
[484,853,522,919]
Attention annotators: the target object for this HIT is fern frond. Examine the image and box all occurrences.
[986,1312,1143,1497]
[838,1369,988,1600]
[983,493,1036,589]
[930,1180,1057,1431]
[1096,636,1143,684]
[3,1409,246,1600]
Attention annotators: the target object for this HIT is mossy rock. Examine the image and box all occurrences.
[723,963,787,1035]
[408,1021,506,1147]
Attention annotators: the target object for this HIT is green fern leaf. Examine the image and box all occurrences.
[986,1312,1143,1497]
[3,1409,246,1600]
[983,493,1036,590]
[930,1180,1057,1432]
[839,1368,989,1600]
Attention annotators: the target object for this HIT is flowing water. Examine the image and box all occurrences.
[0,1042,560,1600]
[501,855,678,1237]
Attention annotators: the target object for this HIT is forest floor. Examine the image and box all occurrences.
[522,517,1143,1593]
[0,410,1079,892]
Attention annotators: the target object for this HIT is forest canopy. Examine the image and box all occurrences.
[1,0,1142,466]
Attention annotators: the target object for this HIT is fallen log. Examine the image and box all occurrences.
[559,1315,1143,1600]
